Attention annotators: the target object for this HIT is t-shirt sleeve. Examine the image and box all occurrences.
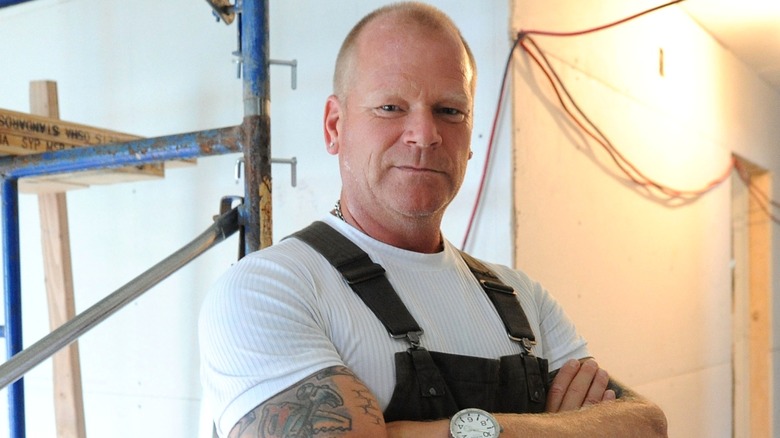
[533,281,590,371]
[198,250,344,437]
[490,264,590,371]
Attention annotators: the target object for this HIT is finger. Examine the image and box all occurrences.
[558,359,599,411]
[545,359,581,412]
[582,368,610,407]
[602,389,616,402]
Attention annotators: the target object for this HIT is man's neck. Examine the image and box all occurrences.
[336,200,444,253]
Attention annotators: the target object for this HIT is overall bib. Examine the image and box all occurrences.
[292,222,549,422]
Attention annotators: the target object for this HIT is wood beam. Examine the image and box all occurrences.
[30,80,87,438]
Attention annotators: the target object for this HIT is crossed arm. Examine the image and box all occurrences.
[227,359,668,438]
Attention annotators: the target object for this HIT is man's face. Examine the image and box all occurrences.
[326,19,475,223]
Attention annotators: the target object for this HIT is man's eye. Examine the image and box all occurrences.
[437,107,466,122]
[379,105,401,112]
[439,108,462,116]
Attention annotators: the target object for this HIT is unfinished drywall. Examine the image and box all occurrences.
[512,1,780,436]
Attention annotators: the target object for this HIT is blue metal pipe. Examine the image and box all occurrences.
[0,125,242,180]
[240,0,269,117]
[239,0,272,253]
[0,0,36,8]
[2,178,26,438]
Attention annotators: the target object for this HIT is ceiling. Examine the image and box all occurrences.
[682,0,780,92]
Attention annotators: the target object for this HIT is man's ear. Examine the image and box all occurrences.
[323,95,342,155]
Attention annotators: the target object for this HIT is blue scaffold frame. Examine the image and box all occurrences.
[0,1,270,436]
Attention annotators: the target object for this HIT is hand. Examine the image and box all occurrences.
[545,358,616,412]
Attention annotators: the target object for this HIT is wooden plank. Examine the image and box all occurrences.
[748,170,771,438]
[19,178,89,194]
[0,108,141,152]
[0,107,164,192]
[0,105,194,163]
[31,80,87,438]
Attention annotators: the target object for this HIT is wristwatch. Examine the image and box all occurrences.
[449,408,501,438]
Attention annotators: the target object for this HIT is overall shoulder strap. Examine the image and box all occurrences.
[291,221,537,352]
[458,250,537,350]
[290,221,423,345]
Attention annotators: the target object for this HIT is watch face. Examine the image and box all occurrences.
[450,408,500,438]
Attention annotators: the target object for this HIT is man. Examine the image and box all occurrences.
[199,2,668,437]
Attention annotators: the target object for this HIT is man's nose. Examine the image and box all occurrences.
[402,110,442,148]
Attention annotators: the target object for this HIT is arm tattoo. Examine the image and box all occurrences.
[262,382,349,437]
[314,366,354,379]
[229,366,382,437]
[317,366,383,424]
[353,388,383,426]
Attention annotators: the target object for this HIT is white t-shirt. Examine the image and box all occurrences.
[199,215,589,436]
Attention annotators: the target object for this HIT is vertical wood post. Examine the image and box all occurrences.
[732,157,773,438]
[30,80,87,438]
[747,170,772,438]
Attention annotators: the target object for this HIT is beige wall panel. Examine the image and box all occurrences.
[635,362,732,437]
[513,0,780,436]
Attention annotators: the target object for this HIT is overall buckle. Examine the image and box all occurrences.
[393,330,424,349]
[508,335,536,353]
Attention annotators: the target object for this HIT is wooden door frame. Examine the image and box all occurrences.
[731,154,772,438]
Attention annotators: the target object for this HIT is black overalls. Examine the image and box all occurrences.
[292,222,549,422]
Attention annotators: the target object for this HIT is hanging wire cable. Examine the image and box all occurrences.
[461,38,520,250]
[462,0,690,249]
[518,0,779,218]
[461,0,780,249]
[520,34,735,198]
[520,0,686,38]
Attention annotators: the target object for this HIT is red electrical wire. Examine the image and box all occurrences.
[520,35,735,198]
[462,0,780,250]
[520,0,686,38]
[462,0,692,250]
[460,39,519,250]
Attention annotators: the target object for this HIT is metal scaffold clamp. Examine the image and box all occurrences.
[205,0,236,24]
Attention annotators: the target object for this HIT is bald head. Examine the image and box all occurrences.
[333,2,477,100]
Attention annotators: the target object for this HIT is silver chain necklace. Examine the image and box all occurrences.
[332,200,345,221]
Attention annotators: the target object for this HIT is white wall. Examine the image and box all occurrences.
[512,1,780,437]
[0,0,512,436]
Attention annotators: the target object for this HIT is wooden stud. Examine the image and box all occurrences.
[748,170,771,438]
[30,80,87,438]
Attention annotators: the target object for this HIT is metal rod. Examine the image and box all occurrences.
[269,59,298,90]
[0,207,240,391]
[272,157,297,187]
[1,178,25,438]
[240,0,272,254]
[0,126,242,180]
[235,156,297,187]
[240,0,269,118]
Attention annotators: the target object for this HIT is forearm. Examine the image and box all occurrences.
[499,397,667,438]
[386,398,667,438]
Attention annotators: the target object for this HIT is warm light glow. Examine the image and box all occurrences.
[683,0,780,85]
[685,0,780,21]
